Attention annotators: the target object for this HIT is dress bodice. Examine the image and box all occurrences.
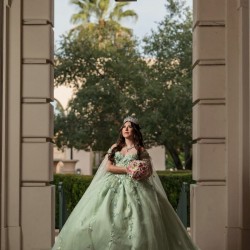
[114,151,138,167]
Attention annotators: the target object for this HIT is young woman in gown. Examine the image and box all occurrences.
[52,116,199,250]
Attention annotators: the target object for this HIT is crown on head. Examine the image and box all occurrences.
[123,116,139,125]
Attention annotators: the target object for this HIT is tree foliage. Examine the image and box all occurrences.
[54,0,193,168]
[70,0,138,39]
[54,31,148,151]
[141,0,192,168]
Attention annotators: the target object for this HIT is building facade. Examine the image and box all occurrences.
[1,0,250,249]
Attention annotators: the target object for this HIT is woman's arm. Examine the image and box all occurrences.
[106,160,127,174]
[106,143,127,174]
[139,148,153,180]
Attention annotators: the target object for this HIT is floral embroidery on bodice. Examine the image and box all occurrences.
[114,151,138,167]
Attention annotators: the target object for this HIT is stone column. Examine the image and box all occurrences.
[1,1,23,248]
[0,0,3,248]
[21,0,55,249]
[191,0,226,249]
[1,0,55,249]
[226,0,250,249]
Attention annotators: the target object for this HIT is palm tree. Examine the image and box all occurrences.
[70,0,138,37]
[70,0,97,25]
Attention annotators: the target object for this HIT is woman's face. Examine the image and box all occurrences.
[122,122,134,139]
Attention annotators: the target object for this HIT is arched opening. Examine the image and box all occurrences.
[52,0,197,249]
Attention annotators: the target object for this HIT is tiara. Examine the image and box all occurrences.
[123,116,139,125]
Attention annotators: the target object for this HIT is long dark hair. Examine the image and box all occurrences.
[108,122,144,163]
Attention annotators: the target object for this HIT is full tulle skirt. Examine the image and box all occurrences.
[53,172,198,250]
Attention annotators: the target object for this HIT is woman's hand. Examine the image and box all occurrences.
[127,159,153,181]
[106,161,127,174]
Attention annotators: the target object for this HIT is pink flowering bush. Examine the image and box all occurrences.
[127,160,152,180]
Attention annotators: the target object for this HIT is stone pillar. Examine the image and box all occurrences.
[191,0,226,249]
[192,0,250,249]
[226,0,250,249]
[1,1,23,248]
[22,0,55,249]
[1,0,55,249]
[0,1,3,249]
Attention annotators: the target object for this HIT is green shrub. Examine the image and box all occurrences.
[158,171,195,227]
[52,171,194,228]
[157,171,194,209]
[52,174,93,228]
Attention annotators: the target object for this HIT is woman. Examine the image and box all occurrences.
[53,116,199,250]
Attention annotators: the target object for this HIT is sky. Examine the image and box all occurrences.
[54,0,193,44]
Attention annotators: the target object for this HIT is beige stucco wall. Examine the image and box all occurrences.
[148,146,166,170]
[54,147,93,175]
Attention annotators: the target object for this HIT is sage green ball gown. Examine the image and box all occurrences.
[53,151,199,250]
